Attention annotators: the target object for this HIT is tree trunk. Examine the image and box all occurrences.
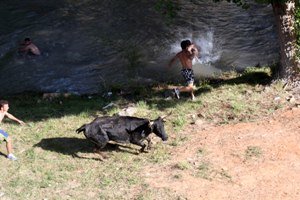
[272,0,300,84]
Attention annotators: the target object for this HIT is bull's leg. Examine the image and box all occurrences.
[128,130,149,153]
[94,147,109,160]
[140,142,147,153]
[90,126,109,159]
[146,137,153,150]
[130,139,147,153]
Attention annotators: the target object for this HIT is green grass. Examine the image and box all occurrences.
[245,146,262,160]
[173,161,191,170]
[196,161,212,180]
[0,67,292,199]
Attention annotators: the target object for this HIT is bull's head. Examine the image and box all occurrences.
[150,117,168,141]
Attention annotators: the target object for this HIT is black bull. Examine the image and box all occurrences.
[76,116,168,152]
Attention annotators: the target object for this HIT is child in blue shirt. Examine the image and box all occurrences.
[0,100,25,161]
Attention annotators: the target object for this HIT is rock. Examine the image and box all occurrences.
[289,97,296,103]
[118,106,137,116]
[286,95,296,103]
[246,90,253,95]
[274,96,281,101]
[165,96,172,100]
[194,119,205,126]
[102,92,113,98]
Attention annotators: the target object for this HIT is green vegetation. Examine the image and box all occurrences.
[196,161,212,180]
[0,67,293,199]
[173,161,191,170]
[123,45,143,77]
[245,146,263,159]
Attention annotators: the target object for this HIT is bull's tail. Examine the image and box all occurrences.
[76,124,86,133]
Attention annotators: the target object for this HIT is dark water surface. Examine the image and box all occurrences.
[0,0,279,95]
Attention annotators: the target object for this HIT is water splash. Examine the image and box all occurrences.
[192,30,221,65]
[169,30,221,65]
[168,31,223,78]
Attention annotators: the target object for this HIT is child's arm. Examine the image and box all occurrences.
[5,112,25,125]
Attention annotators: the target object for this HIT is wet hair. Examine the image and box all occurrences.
[24,38,31,42]
[180,40,192,50]
[0,100,9,108]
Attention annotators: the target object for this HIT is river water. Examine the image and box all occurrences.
[0,0,279,95]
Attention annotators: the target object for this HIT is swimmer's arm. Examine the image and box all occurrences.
[5,112,25,125]
[18,46,29,53]
[187,44,199,58]
[18,46,26,52]
[168,53,179,68]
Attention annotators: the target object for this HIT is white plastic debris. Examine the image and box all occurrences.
[102,102,115,109]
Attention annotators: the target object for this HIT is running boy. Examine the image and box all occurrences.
[0,100,25,161]
[168,40,199,100]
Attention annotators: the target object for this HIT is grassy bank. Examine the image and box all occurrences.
[0,67,294,199]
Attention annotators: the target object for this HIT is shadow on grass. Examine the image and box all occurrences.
[148,71,273,109]
[194,71,272,97]
[7,94,105,123]
[5,70,273,122]
[213,71,271,86]
[0,151,7,159]
[34,137,138,159]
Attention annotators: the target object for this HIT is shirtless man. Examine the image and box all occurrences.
[19,38,41,55]
[0,100,25,161]
[168,40,199,100]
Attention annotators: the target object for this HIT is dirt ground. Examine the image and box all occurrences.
[145,106,300,200]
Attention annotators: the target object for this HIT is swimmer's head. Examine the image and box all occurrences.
[181,40,192,50]
[24,38,31,45]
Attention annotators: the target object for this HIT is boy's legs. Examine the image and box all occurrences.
[6,136,13,155]
[0,130,17,160]
[178,83,195,100]
[5,137,17,160]
[175,69,195,100]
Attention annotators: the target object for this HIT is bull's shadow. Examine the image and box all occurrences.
[34,137,138,159]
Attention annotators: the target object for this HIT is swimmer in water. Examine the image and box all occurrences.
[19,38,41,56]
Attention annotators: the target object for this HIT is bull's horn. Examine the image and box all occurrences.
[148,120,154,127]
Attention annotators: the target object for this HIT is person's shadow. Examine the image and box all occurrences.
[0,151,7,159]
[34,137,138,160]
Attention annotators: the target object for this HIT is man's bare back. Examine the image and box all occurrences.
[22,43,40,55]
[169,43,198,69]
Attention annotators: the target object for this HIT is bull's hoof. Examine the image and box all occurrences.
[94,148,109,159]
[139,149,149,153]
[93,147,99,152]
[101,153,109,159]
